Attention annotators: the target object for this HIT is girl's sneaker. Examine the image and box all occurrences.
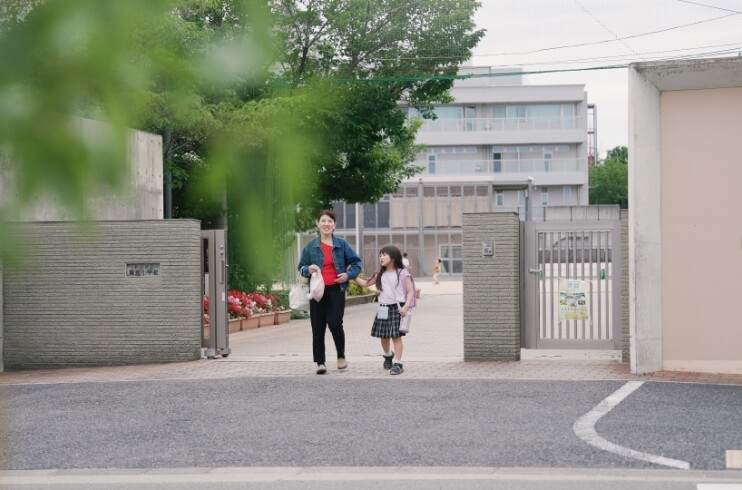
[383,353,394,370]
[390,363,404,375]
[316,363,327,375]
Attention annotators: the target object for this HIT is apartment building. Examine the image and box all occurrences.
[303,67,593,278]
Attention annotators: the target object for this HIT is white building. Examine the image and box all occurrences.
[326,66,594,277]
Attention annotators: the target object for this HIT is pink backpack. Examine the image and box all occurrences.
[400,268,417,308]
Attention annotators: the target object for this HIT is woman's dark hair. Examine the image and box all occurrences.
[375,245,405,291]
[317,209,336,222]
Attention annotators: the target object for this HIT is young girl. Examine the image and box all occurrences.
[358,245,414,375]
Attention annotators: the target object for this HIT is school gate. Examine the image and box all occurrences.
[462,206,628,362]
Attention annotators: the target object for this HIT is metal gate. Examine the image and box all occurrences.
[523,220,622,349]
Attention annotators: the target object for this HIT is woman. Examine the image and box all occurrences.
[298,209,362,374]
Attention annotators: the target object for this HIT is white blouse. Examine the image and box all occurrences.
[377,270,407,305]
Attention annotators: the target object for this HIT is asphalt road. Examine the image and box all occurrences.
[0,378,740,471]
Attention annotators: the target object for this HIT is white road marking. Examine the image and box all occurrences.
[697,485,742,489]
[573,381,691,470]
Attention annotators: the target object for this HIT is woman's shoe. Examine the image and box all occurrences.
[337,358,348,370]
[316,363,327,374]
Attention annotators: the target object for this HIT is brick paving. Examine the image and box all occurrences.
[1,279,740,386]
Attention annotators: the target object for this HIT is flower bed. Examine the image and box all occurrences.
[204,290,290,330]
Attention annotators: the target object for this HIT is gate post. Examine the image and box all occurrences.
[462,213,521,361]
[202,230,230,359]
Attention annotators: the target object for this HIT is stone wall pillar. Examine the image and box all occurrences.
[462,213,520,360]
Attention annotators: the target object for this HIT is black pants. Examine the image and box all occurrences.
[309,284,346,364]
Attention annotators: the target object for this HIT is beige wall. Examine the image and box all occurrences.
[660,87,742,373]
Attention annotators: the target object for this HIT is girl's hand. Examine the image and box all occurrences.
[400,306,409,317]
[336,272,348,283]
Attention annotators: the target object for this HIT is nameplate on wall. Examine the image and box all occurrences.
[126,263,160,277]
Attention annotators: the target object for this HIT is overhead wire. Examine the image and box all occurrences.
[272,0,742,83]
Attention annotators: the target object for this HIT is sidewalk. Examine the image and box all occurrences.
[1,280,741,386]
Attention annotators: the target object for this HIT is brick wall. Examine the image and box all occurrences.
[462,213,520,360]
[3,220,202,370]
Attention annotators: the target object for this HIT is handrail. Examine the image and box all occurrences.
[416,116,585,132]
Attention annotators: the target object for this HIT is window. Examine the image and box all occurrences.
[428,154,436,174]
[541,189,549,206]
[440,244,463,274]
[493,152,502,173]
[464,105,476,131]
[506,105,527,118]
[518,190,526,206]
[434,106,463,119]
[544,152,552,172]
[377,200,390,227]
[332,201,345,228]
[562,104,575,129]
[563,186,572,205]
[363,203,376,228]
[496,192,504,206]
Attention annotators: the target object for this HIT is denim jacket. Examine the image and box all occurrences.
[298,235,362,292]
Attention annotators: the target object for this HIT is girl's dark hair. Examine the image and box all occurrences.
[317,209,336,222]
[375,245,405,291]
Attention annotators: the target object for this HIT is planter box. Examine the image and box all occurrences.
[228,318,241,333]
[274,310,291,325]
[256,313,275,327]
[345,292,378,307]
[241,316,259,331]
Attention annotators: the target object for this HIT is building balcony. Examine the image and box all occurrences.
[404,158,587,187]
[417,116,585,133]
[414,117,586,146]
[413,158,583,176]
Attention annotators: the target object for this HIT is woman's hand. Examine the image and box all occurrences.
[400,306,409,317]
[308,265,321,274]
[335,272,349,284]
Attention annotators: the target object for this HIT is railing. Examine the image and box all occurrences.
[417,116,585,133]
[414,158,582,176]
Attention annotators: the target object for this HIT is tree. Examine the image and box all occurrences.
[269,0,485,224]
[0,0,485,287]
[589,145,628,208]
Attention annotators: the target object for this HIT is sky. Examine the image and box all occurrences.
[470,0,742,157]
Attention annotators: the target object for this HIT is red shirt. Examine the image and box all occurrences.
[320,241,336,286]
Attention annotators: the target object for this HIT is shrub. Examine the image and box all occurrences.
[347,272,372,297]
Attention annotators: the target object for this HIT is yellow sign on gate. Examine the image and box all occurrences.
[558,279,589,321]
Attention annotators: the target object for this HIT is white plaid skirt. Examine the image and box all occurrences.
[371,303,407,338]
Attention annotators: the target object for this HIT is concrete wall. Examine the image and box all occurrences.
[629,57,742,375]
[462,213,520,360]
[660,88,742,374]
[3,220,201,370]
[1,118,163,221]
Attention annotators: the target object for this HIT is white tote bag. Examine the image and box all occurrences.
[289,282,310,310]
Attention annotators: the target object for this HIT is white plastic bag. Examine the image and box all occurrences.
[289,283,309,310]
[308,271,325,302]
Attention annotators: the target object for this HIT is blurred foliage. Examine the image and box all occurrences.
[0,0,484,290]
[589,145,628,209]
